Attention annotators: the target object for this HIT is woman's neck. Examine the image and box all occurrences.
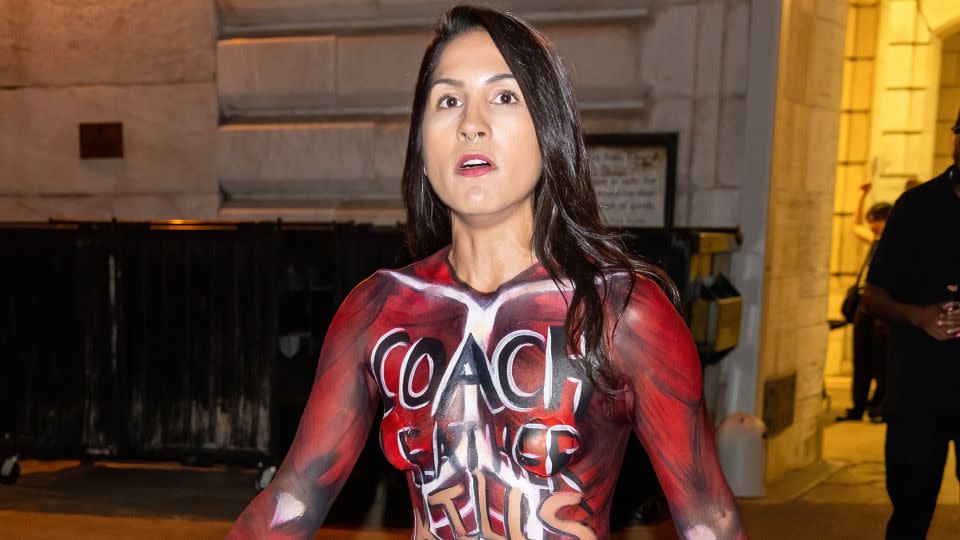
[448,205,538,293]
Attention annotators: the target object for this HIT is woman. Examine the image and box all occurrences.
[838,182,891,423]
[229,6,745,539]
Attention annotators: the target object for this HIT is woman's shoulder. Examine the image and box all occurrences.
[600,271,678,320]
[339,247,453,308]
[373,246,451,283]
[602,271,694,358]
[603,272,701,397]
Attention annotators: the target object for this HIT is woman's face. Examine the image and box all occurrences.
[422,30,542,224]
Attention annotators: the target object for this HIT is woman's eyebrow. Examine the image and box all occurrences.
[484,73,515,85]
[429,73,516,90]
[430,77,463,89]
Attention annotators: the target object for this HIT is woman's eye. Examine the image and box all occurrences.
[495,91,519,105]
[437,95,461,109]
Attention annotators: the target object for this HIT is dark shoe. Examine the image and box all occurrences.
[867,410,885,423]
[836,408,864,422]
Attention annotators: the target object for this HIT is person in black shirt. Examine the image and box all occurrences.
[862,112,960,539]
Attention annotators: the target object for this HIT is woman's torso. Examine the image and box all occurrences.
[361,248,634,540]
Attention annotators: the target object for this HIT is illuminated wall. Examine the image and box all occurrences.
[935,32,960,172]
[758,0,846,481]
[825,3,880,376]
[825,0,960,377]
[870,0,939,201]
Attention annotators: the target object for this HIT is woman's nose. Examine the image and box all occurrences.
[458,103,489,142]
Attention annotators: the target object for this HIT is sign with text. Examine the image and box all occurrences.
[587,133,677,229]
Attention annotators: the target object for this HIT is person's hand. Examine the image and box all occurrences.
[944,285,960,330]
[910,302,960,341]
[859,182,873,193]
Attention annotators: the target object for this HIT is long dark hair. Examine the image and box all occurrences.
[402,5,679,396]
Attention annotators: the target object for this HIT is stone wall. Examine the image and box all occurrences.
[759,0,847,481]
[215,0,751,225]
[825,1,880,377]
[0,0,219,220]
[870,0,939,202]
[0,0,753,228]
[936,32,960,172]
[0,0,752,226]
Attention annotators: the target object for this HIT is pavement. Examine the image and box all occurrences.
[1,376,958,539]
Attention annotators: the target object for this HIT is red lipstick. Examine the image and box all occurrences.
[456,153,497,177]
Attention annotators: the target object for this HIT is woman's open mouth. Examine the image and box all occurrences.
[456,153,497,177]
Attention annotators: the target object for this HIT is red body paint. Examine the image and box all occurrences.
[228,246,747,539]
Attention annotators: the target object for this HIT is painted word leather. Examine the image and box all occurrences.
[226,247,746,540]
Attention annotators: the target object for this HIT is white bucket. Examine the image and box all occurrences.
[716,412,766,497]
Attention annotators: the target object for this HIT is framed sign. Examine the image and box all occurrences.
[585,133,677,229]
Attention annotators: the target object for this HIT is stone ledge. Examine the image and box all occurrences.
[217,122,378,184]
[0,193,221,222]
[220,198,404,225]
[221,99,649,124]
[217,121,405,206]
[220,179,401,198]
[217,25,649,120]
[217,37,336,112]
[219,5,650,38]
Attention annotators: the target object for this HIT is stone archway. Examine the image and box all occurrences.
[919,0,960,38]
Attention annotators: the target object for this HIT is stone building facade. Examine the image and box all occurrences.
[4,0,959,486]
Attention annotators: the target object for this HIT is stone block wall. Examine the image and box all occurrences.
[936,32,960,172]
[0,0,219,221]
[214,0,751,226]
[825,1,880,377]
[870,0,940,203]
[0,0,753,227]
[760,0,847,482]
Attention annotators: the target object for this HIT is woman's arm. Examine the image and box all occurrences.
[227,276,385,539]
[852,182,876,243]
[610,278,747,540]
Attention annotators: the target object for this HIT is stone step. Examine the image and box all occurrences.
[216,23,648,120]
[217,121,408,202]
[216,0,650,38]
